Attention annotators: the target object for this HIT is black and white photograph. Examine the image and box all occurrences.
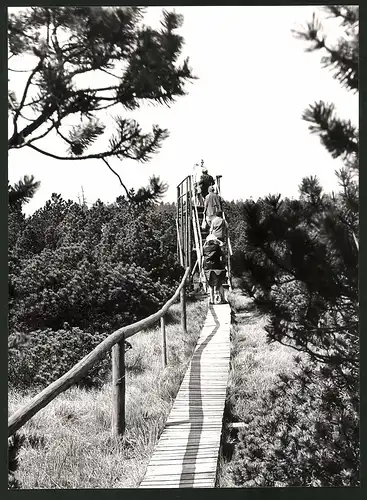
[8,5,359,489]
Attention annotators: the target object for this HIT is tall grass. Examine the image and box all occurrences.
[8,298,207,489]
[216,289,298,488]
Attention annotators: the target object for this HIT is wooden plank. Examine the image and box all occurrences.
[149,453,219,460]
[149,454,219,462]
[155,443,221,449]
[142,476,216,485]
[158,430,222,437]
[164,423,222,428]
[143,471,216,480]
[157,437,220,444]
[149,457,218,463]
[140,480,213,488]
[144,465,217,476]
[158,428,221,433]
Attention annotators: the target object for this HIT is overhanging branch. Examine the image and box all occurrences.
[12,59,44,138]
[102,158,132,200]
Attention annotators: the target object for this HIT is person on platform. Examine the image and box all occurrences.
[202,234,227,304]
[198,166,215,202]
[203,186,223,227]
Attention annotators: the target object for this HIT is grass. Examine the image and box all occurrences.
[8,298,207,489]
[216,288,299,488]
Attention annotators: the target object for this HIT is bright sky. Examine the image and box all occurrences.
[8,6,358,216]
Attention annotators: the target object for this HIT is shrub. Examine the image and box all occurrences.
[10,247,176,334]
[8,327,111,390]
[232,357,359,487]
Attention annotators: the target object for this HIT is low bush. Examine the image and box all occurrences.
[232,357,359,487]
[8,327,111,390]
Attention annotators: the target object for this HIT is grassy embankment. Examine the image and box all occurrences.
[9,298,207,489]
[216,288,298,487]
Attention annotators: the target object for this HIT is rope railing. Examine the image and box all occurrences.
[8,267,191,437]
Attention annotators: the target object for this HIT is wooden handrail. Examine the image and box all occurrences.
[8,267,191,437]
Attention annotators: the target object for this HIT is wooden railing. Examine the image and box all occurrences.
[8,267,191,438]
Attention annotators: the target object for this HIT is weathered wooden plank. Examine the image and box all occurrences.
[143,471,216,480]
[162,424,223,429]
[159,433,221,438]
[144,464,218,476]
[149,453,219,460]
[158,429,222,436]
[142,476,216,485]
[157,437,220,444]
[155,443,221,449]
[173,397,227,408]
[167,413,223,418]
[145,460,219,468]
[147,453,219,462]
[140,480,213,488]
[149,454,218,462]
[149,455,217,462]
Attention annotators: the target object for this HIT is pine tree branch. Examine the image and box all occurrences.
[26,142,139,162]
[74,86,120,95]
[8,6,194,160]
[9,67,34,73]
[22,95,45,108]
[55,127,75,147]
[102,158,132,200]
[323,6,358,26]
[17,112,34,122]
[98,68,121,79]
[22,120,59,146]
[12,59,44,139]
[94,102,118,111]
[9,103,58,148]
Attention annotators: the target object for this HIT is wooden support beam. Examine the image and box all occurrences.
[180,286,187,334]
[112,338,125,436]
[161,316,167,368]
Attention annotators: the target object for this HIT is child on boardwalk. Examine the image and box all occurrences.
[202,234,227,304]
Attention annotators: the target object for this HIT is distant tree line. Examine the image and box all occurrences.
[9,195,181,389]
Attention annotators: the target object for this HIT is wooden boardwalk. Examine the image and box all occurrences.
[140,303,231,488]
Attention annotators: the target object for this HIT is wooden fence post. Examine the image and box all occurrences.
[161,316,167,367]
[112,337,125,437]
[180,285,187,334]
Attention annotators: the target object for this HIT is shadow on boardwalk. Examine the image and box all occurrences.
[178,305,220,487]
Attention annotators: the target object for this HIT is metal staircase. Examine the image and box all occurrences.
[176,172,232,296]
[191,176,232,293]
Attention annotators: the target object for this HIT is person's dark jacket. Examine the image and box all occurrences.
[199,173,215,198]
[203,241,224,270]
